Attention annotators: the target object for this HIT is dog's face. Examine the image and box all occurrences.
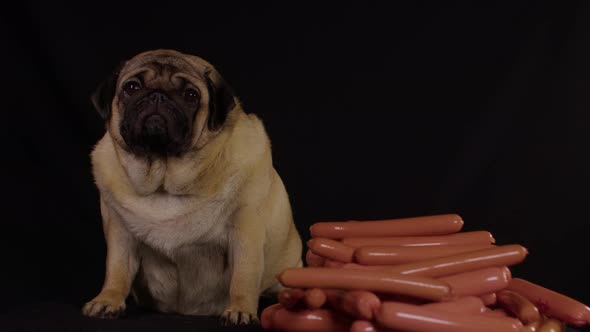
[92,49,236,157]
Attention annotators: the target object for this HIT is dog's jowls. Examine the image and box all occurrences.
[82,49,302,324]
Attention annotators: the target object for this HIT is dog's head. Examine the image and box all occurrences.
[92,49,236,157]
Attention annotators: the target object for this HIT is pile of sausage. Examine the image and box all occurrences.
[261,214,590,332]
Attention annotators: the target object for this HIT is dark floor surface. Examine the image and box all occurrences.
[2,299,588,332]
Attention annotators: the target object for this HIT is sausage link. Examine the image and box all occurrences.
[338,263,388,270]
[278,288,306,309]
[439,266,511,297]
[350,320,376,332]
[480,293,497,306]
[376,302,523,332]
[538,318,565,332]
[325,289,381,320]
[349,320,399,332]
[383,244,528,277]
[522,321,541,332]
[261,303,282,329]
[271,307,351,332]
[324,259,346,268]
[422,296,487,314]
[482,308,511,318]
[277,267,453,301]
[310,214,463,239]
[309,238,355,263]
[497,289,541,324]
[306,249,326,267]
[354,244,494,265]
[343,231,495,248]
[506,278,590,327]
[305,288,327,309]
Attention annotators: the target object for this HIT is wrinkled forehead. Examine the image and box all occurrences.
[118,52,210,89]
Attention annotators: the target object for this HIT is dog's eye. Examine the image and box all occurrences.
[184,88,199,103]
[123,81,142,95]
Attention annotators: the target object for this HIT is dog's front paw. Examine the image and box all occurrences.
[221,308,260,326]
[82,289,126,319]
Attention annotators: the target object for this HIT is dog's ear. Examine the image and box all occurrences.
[91,66,122,120]
[205,69,237,130]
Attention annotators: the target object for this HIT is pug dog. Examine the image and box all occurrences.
[81,49,302,324]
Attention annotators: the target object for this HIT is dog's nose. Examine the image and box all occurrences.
[149,91,169,104]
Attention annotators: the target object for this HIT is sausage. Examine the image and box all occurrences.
[310,214,464,239]
[261,303,282,329]
[306,249,326,267]
[522,321,541,332]
[309,238,355,263]
[354,244,494,265]
[537,319,565,332]
[324,289,381,320]
[375,302,523,332]
[270,307,351,332]
[438,266,511,297]
[277,267,453,301]
[506,278,590,327]
[342,231,495,248]
[350,320,377,332]
[305,288,327,309]
[338,263,388,270]
[383,244,528,278]
[279,288,306,309]
[422,296,487,314]
[324,259,346,268]
[375,292,428,305]
[482,308,511,318]
[349,320,399,332]
[497,289,541,324]
[480,293,497,306]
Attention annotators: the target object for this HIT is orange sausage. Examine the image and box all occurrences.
[324,259,346,268]
[270,307,351,332]
[497,289,541,324]
[422,296,487,314]
[342,231,495,248]
[277,267,453,301]
[308,238,355,263]
[349,320,399,332]
[310,214,464,239]
[482,308,511,318]
[261,303,282,329]
[376,302,523,332]
[324,289,381,320]
[354,244,494,265]
[480,293,497,306]
[538,319,565,332]
[278,288,306,309]
[305,288,327,309]
[350,320,377,332]
[337,263,387,270]
[383,244,528,278]
[506,278,590,327]
[439,267,511,297]
[306,249,326,267]
[522,321,541,332]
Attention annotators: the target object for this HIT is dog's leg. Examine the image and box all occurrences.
[82,197,139,319]
[222,206,265,325]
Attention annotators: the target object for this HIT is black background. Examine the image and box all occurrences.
[2,1,590,331]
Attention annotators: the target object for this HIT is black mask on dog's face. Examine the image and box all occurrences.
[116,63,200,157]
[91,51,237,158]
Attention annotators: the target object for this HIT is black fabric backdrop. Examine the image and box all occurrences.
[2,1,590,331]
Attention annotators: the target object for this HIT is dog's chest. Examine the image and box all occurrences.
[106,185,237,255]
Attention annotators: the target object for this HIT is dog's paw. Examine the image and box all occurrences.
[220,308,260,326]
[82,290,126,319]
